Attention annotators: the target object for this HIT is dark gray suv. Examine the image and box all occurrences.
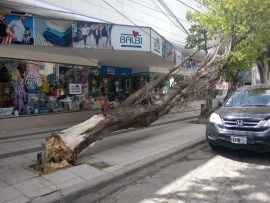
[206,84,270,152]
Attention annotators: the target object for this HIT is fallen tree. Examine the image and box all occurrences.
[40,40,228,167]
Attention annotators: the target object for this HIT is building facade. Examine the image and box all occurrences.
[0,0,205,130]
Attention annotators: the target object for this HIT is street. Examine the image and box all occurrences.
[2,107,270,203]
[76,145,270,203]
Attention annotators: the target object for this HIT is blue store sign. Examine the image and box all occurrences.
[99,65,132,76]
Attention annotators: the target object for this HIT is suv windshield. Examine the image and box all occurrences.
[224,88,270,107]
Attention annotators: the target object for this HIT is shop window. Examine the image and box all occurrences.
[133,72,169,104]
[0,66,10,109]
[0,59,133,117]
[89,75,131,106]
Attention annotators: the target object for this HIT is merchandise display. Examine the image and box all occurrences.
[0,59,132,117]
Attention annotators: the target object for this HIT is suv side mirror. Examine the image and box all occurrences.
[218,100,223,107]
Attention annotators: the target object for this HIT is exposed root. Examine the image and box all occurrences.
[42,133,73,163]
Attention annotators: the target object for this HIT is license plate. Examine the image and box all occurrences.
[231,136,247,144]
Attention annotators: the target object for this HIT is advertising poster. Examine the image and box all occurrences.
[150,30,162,56]
[162,37,175,62]
[174,49,183,64]
[72,21,113,49]
[110,25,150,51]
[34,18,72,47]
[1,14,34,45]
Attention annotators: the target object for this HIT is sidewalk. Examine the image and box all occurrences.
[0,106,208,203]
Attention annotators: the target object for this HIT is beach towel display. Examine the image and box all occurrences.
[24,62,42,94]
[43,20,72,47]
[68,101,80,111]
[50,102,64,112]
[10,79,27,112]
[0,107,13,116]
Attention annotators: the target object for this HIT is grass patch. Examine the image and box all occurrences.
[35,148,69,174]
[88,162,111,170]
[35,162,55,174]
[77,156,111,170]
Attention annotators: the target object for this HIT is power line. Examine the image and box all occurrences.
[0,1,113,66]
[102,0,188,53]
[127,0,189,23]
[1,0,109,23]
[2,0,190,43]
[193,0,210,9]
[2,1,188,48]
[150,0,188,35]
[156,0,190,35]
[2,0,201,65]
[175,0,203,14]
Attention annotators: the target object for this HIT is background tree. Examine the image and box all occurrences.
[257,45,270,84]
[186,0,270,100]
[185,10,215,118]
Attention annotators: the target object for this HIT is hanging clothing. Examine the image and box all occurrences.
[10,79,27,111]
[5,61,19,74]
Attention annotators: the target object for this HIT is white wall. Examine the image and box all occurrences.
[41,0,203,45]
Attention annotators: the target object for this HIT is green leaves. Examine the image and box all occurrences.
[186,0,270,82]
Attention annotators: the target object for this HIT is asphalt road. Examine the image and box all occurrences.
[75,145,270,203]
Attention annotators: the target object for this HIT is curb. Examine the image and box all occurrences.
[32,137,207,203]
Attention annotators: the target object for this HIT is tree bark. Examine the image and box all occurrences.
[223,71,239,101]
[199,88,213,119]
[257,49,270,84]
[42,45,223,164]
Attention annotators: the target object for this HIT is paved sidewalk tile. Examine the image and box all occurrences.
[0,178,9,189]
[13,177,55,199]
[0,186,23,203]
[4,195,30,203]
[0,166,38,185]
[0,105,211,202]
[42,169,80,185]
[67,164,106,178]
[0,143,27,153]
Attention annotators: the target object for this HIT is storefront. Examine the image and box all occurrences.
[0,14,202,130]
[133,72,169,100]
[0,58,133,130]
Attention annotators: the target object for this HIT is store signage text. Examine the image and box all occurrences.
[107,67,115,74]
[24,72,42,87]
[120,30,142,48]
[69,84,82,94]
[216,84,228,90]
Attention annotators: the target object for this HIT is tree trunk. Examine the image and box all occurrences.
[42,46,222,164]
[224,71,239,101]
[199,88,213,119]
[257,50,270,84]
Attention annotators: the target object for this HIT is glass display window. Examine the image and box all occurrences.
[89,75,131,104]
[133,72,167,95]
[0,58,133,116]
[0,59,96,116]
